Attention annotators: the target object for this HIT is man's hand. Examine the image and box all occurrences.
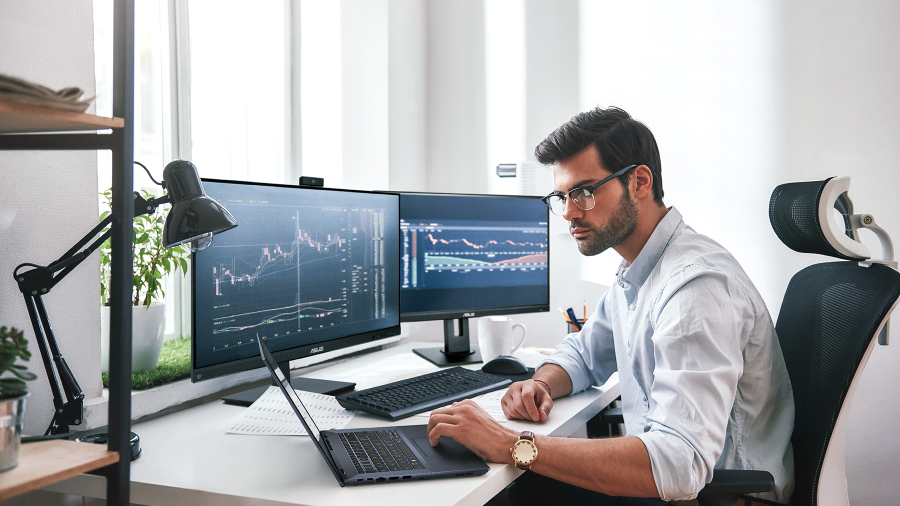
[426,400,518,463]
[501,379,553,422]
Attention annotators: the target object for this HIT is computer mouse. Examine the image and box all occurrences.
[481,355,529,375]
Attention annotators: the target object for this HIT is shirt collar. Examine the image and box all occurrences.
[621,206,683,288]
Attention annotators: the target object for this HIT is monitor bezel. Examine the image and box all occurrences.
[190,178,402,383]
[395,191,551,323]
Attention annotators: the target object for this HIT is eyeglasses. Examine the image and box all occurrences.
[541,164,638,216]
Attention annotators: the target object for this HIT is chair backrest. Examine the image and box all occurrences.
[770,178,900,506]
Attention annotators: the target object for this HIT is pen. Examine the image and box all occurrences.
[566,307,583,331]
[558,307,573,323]
[583,300,586,322]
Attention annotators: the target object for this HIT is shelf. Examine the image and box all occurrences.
[0,440,119,501]
[0,98,123,134]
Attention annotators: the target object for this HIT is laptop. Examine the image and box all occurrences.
[257,337,490,486]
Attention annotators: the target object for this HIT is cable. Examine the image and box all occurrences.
[134,160,163,187]
[23,433,73,444]
[43,413,56,436]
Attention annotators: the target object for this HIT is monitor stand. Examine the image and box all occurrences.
[221,360,356,407]
[413,318,483,367]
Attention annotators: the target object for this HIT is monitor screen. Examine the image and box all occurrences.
[191,180,401,381]
[399,193,549,321]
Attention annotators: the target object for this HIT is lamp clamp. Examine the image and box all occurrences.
[132,191,171,218]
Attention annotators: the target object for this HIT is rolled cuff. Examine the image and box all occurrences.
[636,429,710,502]
[539,351,591,394]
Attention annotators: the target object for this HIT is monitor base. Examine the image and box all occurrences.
[222,377,357,407]
[413,345,483,367]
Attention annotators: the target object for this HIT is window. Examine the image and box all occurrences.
[94,1,292,341]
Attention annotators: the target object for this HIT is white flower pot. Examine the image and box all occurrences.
[100,303,166,373]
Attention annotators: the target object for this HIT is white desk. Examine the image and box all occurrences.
[45,341,620,506]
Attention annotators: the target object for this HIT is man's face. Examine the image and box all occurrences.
[553,146,639,256]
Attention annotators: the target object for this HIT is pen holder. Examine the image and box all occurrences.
[567,320,585,333]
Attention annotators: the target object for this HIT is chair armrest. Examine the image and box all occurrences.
[599,406,623,424]
[698,469,775,494]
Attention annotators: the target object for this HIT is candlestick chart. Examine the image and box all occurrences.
[401,220,548,290]
[195,200,389,362]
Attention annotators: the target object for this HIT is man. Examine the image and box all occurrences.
[426,107,795,505]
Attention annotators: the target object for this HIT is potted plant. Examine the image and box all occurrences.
[0,326,37,472]
[99,188,190,373]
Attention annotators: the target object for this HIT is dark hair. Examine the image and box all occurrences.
[534,106,664,205]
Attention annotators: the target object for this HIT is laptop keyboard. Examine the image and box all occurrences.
[339,429,426,475]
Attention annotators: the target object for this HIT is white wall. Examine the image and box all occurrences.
[0,0,102,436]
[388,0,428,193]
[424,0,489,195]
[341,0,390,191]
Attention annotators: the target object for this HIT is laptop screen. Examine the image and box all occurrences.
[257,336,345,484]
[270,364,323,442]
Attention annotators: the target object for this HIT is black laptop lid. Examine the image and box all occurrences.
[257,336,345,485]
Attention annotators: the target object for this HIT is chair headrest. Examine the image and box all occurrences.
[769,177,870,260]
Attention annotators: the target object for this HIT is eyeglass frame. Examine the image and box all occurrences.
[541,164,639,215]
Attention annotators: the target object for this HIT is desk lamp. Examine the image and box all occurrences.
[13,160,236,457]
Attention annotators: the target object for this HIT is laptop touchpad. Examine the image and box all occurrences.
[412,437,470,457]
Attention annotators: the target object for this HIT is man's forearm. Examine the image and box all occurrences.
[533,363,574,398]
[528,435,659,499]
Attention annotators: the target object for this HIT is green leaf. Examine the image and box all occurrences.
[9,368,37,381]
[179,258,188,273]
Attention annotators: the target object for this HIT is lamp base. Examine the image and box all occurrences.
[75,431,141,461]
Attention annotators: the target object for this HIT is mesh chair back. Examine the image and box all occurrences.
[770,178,900,505]
[776,262,900,506]
[769,178,860,260]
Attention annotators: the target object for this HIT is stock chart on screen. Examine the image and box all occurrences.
[193,181,399,369]
[400,193,549,317]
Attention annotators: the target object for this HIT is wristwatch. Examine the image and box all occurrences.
[510,431,538,470]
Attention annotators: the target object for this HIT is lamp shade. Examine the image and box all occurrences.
[161,160,237,249]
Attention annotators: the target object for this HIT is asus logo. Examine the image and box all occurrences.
[463,313,475,317]
[310,346,324,355]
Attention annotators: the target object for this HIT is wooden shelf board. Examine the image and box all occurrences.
[0,99,124,133]
[0,439,119,500]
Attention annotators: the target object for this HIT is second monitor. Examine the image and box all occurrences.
[399,192,550,366]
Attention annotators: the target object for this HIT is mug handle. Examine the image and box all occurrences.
[511,323,527,352]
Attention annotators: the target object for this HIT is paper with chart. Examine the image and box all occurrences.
[226,386,357,436]
[413,388,509,422]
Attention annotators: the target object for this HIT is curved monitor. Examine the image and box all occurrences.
[191,179,401,382]
[398,192,549,365]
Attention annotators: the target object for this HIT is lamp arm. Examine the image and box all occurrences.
[12,216,115,433]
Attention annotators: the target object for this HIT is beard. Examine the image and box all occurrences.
[571,187,639,256]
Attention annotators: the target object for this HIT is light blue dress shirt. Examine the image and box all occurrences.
[544,207,795,503]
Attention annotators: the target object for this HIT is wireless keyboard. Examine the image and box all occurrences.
[336,367,512,421]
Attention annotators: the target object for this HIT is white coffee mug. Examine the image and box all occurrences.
[477,317,527,363]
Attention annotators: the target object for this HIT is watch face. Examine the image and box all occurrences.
[513,440,537,464]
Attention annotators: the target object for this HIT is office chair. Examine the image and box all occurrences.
[599,177,900,506]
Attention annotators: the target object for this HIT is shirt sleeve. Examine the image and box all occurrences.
[541,289,618,394]
[635,264,750,502]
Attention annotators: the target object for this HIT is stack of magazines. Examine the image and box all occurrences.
[0,73,94,113]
